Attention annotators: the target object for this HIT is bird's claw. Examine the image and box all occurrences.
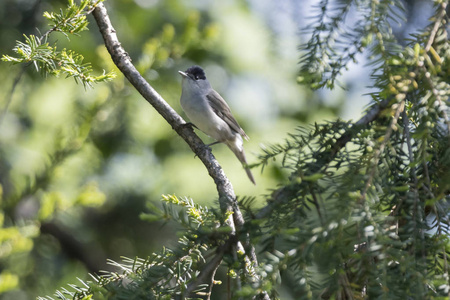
[206,141,221,147]
[194,142,223,158]
[183,122,198,130]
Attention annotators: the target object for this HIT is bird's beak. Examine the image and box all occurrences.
[178,70,187,77]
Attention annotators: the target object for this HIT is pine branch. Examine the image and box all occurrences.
[39,0,101,42]
[1,0,115,88]
[256,98,390,220]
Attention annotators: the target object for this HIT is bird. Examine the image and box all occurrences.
[178,65,255,185]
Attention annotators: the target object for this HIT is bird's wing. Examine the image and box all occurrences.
[206,90,249,140]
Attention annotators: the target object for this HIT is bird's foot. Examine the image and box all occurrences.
[193,142,221,158]
[205,141,221,147]
[182,122,198,130]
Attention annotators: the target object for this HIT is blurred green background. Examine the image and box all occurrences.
[0,0,356,298]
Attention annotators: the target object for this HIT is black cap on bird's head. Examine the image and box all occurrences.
[184,65,206,80]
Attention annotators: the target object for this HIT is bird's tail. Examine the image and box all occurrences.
[226,138,256,185]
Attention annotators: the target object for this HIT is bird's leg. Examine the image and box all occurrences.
[206,141,222,147]
[183,122,198,130]
[194,141,222,158]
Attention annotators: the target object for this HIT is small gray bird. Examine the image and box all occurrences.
[178,65,255,185]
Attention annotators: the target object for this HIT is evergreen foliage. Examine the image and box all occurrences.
[2,0,450,299]
[1,0,115,88]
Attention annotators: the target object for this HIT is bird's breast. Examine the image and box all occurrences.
[180,92,234,142]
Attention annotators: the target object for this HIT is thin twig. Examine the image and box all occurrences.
[184,242,228,298]
[360,100,405,203]
[422,2,450,135]
[309,185,324,225]
[0,65,27,129]
[402,109,425,260]
[1,0,103,129]
[425,2,447,52]
[39,0,103,43]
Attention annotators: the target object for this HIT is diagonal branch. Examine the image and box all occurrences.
[183,241,230,299]
[423,2,450,135]
[91,2,241,223]
[329,98,390,159]
[91,3,266,298]
[424,2,447,53]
